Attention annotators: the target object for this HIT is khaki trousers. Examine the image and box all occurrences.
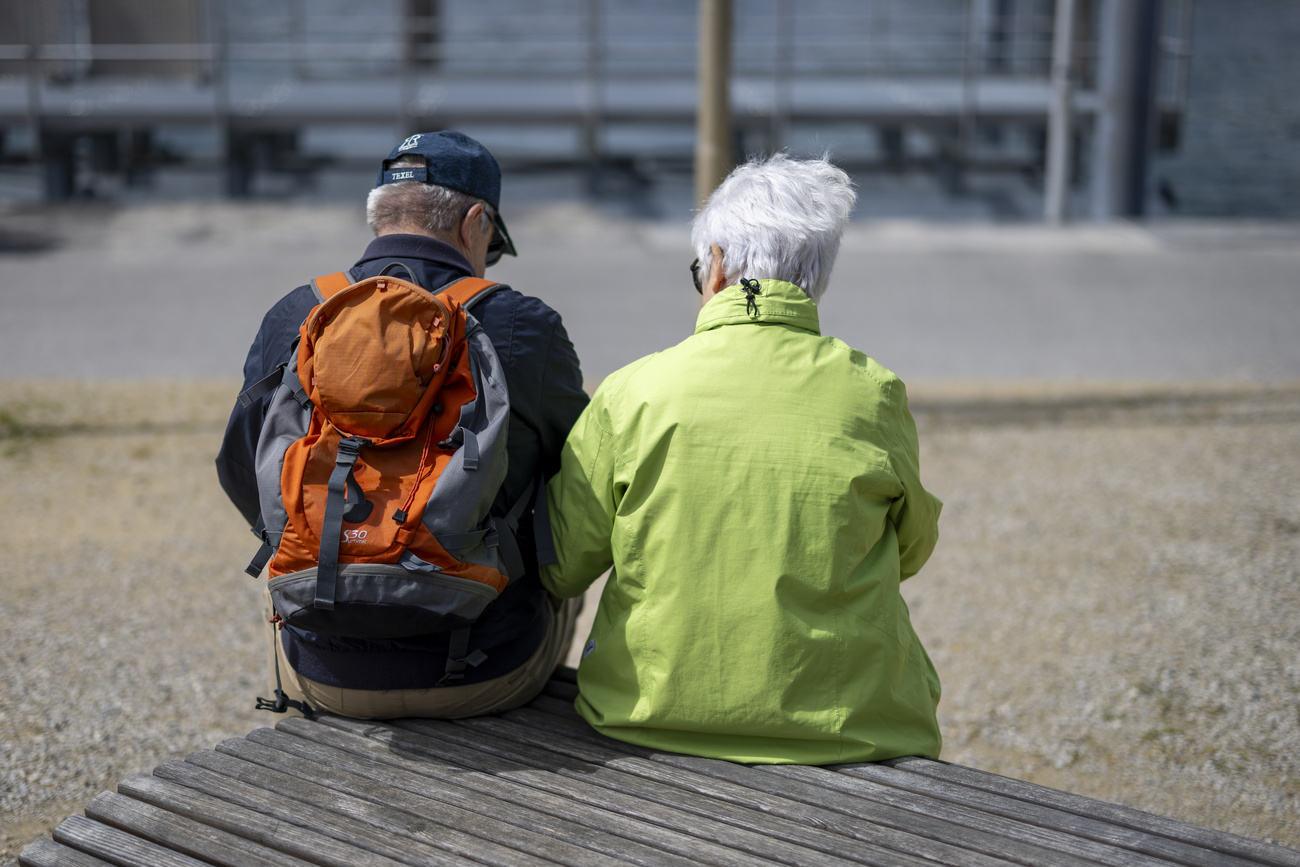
[263,591,580,720]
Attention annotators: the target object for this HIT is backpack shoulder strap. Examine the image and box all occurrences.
[438,277,507,311]
[310,271,353,303]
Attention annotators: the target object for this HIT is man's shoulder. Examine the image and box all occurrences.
[474,283,563,326]
[470,284,569,359]
[260,282,319,331]
[243,282,320,378]
[463,284,583,385]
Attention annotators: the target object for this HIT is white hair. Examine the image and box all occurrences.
[365,154,494,237]
[691,152,856,302]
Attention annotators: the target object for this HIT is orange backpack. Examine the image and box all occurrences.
[241,266,535,703]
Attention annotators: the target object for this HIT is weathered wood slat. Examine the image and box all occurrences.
[507,701,1136,867]
[340,715,930,867]
[525,685,1299,867]
[831,761,1270,867]
[504,702,650,750]
[480,690,1300,867]
[258,719,779,867]
[515,703,1146,867]
[528,693,601,724]
[519,695,654,744]
[115,773,411,867]
[433,720,921,863]
[82,791,318,867]
[16,838,117,867]
[540,677,581,702]
[884,756,1300,867]
[474,710,1108,867]
[177,750,533,867]
[417,714,988,867]
[448,713,1076,867]
[151,759,466,867]
[283,716,709,867]
[241,726,739,867]
[190,744,570,867]
[51,813,220,867]
[18,671,1300,867]
[764,764,1185,867]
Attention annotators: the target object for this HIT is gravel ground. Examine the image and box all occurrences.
[2,379,1299,861]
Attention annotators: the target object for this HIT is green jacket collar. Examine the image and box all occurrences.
[694,279,821,336]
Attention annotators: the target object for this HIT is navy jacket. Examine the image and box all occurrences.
[216,234,588,688]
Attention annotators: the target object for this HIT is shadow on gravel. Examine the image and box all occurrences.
[911,385,1300,430]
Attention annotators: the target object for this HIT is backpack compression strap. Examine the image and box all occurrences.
[310,271,353,303]
[254,623,316,717]
[313,273,505,309]
[315,436,375,610]
[438,277,505,310]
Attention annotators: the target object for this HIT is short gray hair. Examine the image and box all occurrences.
[691,153,856,302]
[366,154,494,237]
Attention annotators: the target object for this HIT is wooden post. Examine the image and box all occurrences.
[695,0,732,207]
[1044,0,1076,223]
[770,0,793,153]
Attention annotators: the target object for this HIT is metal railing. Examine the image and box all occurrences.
[0,0,1099,81]
[0,0,1191,213]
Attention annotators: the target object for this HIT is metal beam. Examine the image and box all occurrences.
[1090,0,1160,219]
[1045,0,1077,223]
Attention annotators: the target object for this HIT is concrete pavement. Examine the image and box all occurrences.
[1,201,1298,383]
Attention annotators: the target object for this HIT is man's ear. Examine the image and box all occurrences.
[458,202,485,250]
[703,243,728,299]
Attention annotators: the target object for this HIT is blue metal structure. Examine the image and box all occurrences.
[0,0,1190,210]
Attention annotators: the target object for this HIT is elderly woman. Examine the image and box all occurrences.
[542,153,943,764]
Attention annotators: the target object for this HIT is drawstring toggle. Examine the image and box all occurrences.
[740,278,762,317]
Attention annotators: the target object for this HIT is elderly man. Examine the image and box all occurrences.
[217,130,588,718]
[542,153,943,763]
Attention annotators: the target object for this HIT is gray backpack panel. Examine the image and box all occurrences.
[255,345,311,552]
[423,315,514,574]
[267,563,499,638]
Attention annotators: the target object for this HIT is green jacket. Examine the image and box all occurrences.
[543,279,943,764]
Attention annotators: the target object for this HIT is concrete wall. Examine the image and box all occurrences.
[87,0,205,78]
[1155,0,1300,217]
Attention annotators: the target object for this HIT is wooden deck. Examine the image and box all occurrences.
[20,669,1300,867]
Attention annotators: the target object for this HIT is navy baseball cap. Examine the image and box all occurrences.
[377,130,516,262]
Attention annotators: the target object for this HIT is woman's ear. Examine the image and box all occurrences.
[703,243,728,300]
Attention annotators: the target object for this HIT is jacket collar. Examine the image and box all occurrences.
[694,279,821,336]
[354,234,475,285]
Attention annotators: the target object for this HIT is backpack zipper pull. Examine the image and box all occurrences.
[393,420,439,524]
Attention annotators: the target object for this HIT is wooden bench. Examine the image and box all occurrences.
[20,668,1300,867]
